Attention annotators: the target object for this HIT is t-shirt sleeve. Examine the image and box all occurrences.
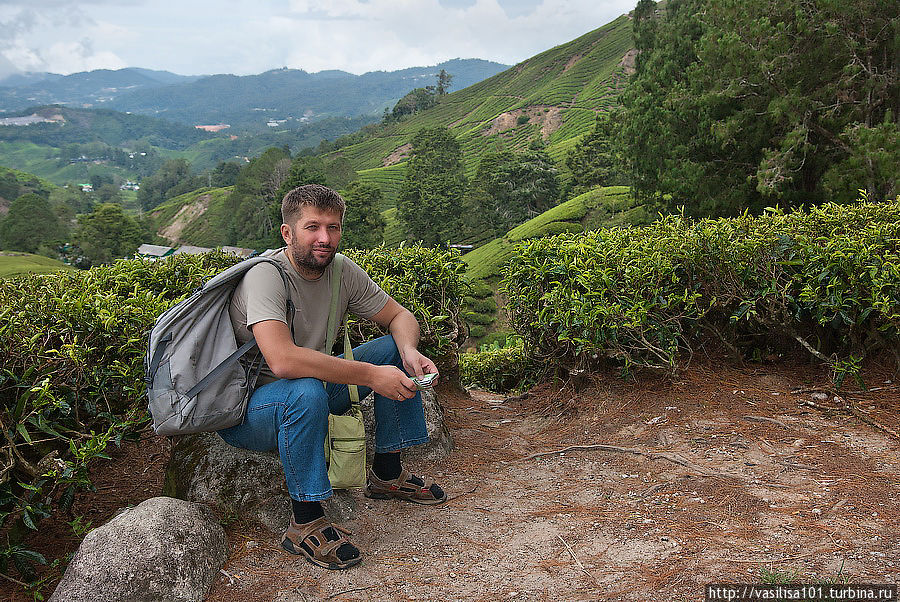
[344,257,390,320]
[240,262,291,328]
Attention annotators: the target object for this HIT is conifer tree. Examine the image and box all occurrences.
[397,128,467,246]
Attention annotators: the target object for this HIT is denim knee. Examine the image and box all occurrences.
[281,379,329,426]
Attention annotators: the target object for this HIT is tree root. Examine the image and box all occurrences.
[795,390,900,442]
[522,443,736,479]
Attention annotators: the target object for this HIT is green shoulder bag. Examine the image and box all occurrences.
[323,254,367,489]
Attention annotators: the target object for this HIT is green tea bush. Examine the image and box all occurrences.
[0,252,239,579]
[478,329,518,350]
[463,311,495,326]
[469,282,494,298]
[342,244,467,365]
[468,325,488,339]
[0,246,465,581]
[463,296,497,314]
[503,198,900,380]
[459,338,538,392]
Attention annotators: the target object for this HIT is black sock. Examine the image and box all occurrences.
[292,500,358,562]
[372,452,402,481]
[292,500,324,524]
[372,453,444,500]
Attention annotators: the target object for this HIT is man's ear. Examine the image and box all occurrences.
[280,223,292,245]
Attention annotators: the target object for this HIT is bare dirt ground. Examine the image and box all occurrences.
[3,360,898,601]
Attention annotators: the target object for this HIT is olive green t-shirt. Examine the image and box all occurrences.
[229,249,390,385]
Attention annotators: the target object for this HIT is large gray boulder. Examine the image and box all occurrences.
[165,388,453,532]
[50,496,226,602]
[164,429,296,532]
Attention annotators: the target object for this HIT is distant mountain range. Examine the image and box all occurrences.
[0,59,509,132]
[0,68,201,108]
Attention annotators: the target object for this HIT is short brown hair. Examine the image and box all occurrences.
[281,184,346,226]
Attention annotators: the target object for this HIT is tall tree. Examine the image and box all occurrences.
[566,113,627,195]
[0,193,67,254]
[618,0,898,214]
[340,182,386,250]
[397,127,467,246]
[436,69,453,95]
[209,161,241,187]
[470,148,560,237]
[230,147,295,248]
[72,203,144,266]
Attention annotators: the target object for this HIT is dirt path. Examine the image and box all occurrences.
[205,363,900,601]
[3,362,897,601]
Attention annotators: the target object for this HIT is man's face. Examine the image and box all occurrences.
[281,206,342,277]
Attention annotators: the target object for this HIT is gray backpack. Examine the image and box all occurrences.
[144,256,293,435]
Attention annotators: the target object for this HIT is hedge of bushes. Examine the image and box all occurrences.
[343,245,467,365]
[503,198,900,382]
[458,338,537,392]
[0,246,466,581]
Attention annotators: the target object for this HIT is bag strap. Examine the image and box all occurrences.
[343,323,360,404]
[324,254,344,355]
[323,254,360,405]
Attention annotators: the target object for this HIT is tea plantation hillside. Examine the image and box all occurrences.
[0,252,74,278]
[462,186,650,282]
[146,14,634,251]
[147,186,235,247]
[457,186,653,340]
[338,14,634,199]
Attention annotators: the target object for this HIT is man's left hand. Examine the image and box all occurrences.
[399,347,438,379]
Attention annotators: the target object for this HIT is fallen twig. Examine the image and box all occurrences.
[0,570,29,588]
[799,393,900,442]
[325,585,377,600]
[446,485,478,503]
[557,534,597,586]
[640,483,669,498]
[800,400,840,412]
[742,415,791,429]
[724,548,841,563]
[791,387,831,395]
[844,402,900,441]
[522,444,728,479]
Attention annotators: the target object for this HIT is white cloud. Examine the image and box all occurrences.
[0,0,636,76]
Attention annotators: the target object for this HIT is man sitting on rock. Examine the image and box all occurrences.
[218,184,446,570]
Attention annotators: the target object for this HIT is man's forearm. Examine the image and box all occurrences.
[269,344,376,386]
[387,308,421,355]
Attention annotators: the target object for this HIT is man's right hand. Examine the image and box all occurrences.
[368,364,417,401]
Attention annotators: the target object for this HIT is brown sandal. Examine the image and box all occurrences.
[365,467,447,505]
[281,516,362,570]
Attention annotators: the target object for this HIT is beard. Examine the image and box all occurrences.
[288,242,336,276]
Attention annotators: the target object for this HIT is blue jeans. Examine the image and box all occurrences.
[217,335,429,501]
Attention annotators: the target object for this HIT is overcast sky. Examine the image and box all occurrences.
[0,0,636,79]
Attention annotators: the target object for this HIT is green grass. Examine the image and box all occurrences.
[0,252,74,278]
